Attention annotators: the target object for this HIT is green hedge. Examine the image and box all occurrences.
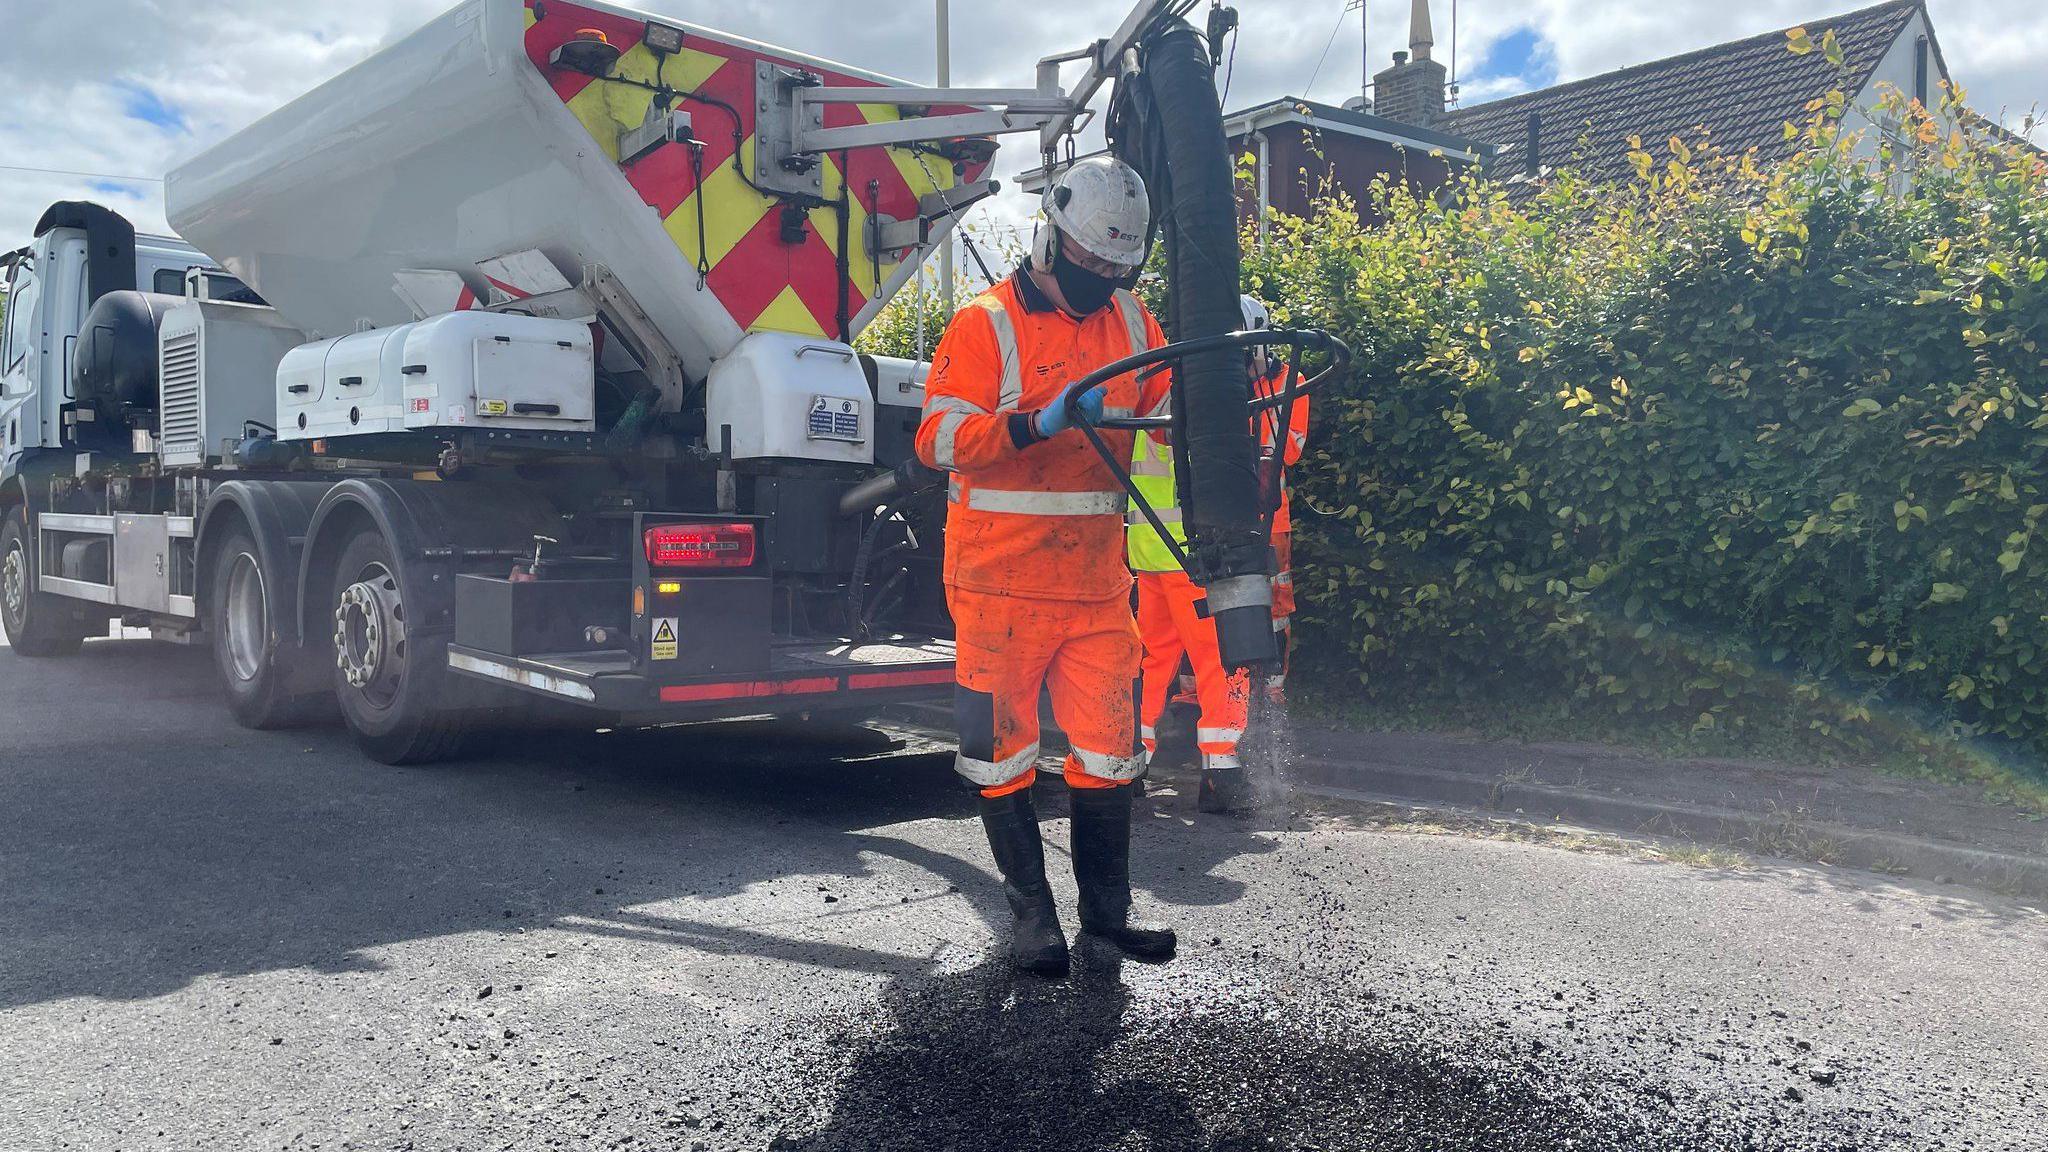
[1248,86,2048,766]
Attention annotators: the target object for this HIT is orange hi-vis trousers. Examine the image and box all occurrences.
[1137,570,1250,770]
[948,586,1145,797]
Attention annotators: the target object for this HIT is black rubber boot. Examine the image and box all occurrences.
[1197,764,1257,815]
[977,789,1070,977]
[1069,785,1177,962]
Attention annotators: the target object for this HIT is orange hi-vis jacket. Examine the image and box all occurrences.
[1254,363,1311,536]
[916,274,1171,601]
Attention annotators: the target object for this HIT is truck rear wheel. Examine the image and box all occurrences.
[329,527,468,765]
[1,507,89,658]
[207,525,325,729]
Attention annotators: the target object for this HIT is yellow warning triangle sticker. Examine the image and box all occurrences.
[653,620,677,643]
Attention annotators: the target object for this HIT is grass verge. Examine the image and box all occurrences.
[1290,682,2048,818]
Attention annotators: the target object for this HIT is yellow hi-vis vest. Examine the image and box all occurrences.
[1127,431,1187,573]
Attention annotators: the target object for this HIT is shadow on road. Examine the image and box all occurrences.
[0,641,1277,1013]
[792,946,1211,1152]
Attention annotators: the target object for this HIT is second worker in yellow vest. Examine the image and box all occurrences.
[1129,295,1306,814]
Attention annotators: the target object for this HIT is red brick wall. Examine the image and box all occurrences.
[1232,121,1466,227]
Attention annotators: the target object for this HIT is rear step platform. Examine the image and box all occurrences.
[446,636,956,720]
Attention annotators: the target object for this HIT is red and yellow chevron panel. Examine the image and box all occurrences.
[522,0,989,340]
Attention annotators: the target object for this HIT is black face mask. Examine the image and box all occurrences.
[1051,246,1119,316]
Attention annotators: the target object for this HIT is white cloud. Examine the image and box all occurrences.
[2,0,2040,261]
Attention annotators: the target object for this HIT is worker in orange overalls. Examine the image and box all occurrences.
[1131,295,1309,814]
[1247,296,1311,698]
[916,156,1177,976]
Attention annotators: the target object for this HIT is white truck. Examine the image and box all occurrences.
[1,0,1280,763]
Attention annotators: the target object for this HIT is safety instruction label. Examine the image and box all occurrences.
[477,399,509,417]
[807,395,863,442]
[651,618,678,661]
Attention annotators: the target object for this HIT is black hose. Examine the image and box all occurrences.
[845,516,911,641]
[838,458,940,517]
[1110,19,1275,668]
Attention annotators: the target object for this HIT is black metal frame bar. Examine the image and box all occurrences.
[1063,328,1351,574]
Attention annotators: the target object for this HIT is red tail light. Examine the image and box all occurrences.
[644,523,756,569]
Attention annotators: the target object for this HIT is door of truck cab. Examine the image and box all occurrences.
[1,232,89,472]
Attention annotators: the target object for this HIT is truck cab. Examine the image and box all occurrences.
[1,203,212,485]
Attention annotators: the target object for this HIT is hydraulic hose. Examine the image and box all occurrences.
[838,458,941,518]
[1112,20,1277,669]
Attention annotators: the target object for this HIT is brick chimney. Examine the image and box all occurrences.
[1372,0,1447,126]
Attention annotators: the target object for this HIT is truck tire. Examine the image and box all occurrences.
[1,507,89,658]
[328,527,468,765]
[207,525,326,729]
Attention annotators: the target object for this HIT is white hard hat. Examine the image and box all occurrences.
[1241,294,1274,376]
[1240,294,1271,331]
[1032,155,1150,273]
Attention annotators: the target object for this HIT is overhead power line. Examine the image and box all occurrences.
[1304,2,1353,100]
[0,164,162,184]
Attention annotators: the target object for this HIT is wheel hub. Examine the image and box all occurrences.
[2,543,24,623]
[334,571,406,694]
[223,553,268,683]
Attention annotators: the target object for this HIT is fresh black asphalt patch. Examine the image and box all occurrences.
[784,955,1899,1152]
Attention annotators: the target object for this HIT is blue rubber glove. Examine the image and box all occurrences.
[1033,383,1107,439]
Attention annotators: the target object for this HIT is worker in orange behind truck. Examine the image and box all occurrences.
[1130,295,1310,814]
[915,156,1178,977]
[1247,296,1312,695]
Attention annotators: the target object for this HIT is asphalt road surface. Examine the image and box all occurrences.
[3,638,2045,1151]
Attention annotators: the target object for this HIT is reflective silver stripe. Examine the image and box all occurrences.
[925,394,990,471]
[1139,725,1157,741]
[949,475,965,502]
[1112,290,1149,357]
[1101,406,1135,421]
[1272,571,1293,587]
[1129,438,1174,477]
[1202,751,1244,772]
[1126,505,1184,527]
[925,394,989,417]
[962,488,1125,517]
[932,411,970,469]
[1205,574,1272,613]
[954,742,1042,788]
[1266,675,1287,691]
[1072,747,1146,782]
[975,298,1025,411]
[1197,727,1244,746]
[1273,615,1292,632]
[1143,394,1173,419]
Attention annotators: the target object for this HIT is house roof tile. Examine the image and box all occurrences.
[1435,0,1921,186]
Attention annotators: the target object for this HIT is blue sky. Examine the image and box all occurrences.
[115,81,187,134]
[1463,27,1559,100]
